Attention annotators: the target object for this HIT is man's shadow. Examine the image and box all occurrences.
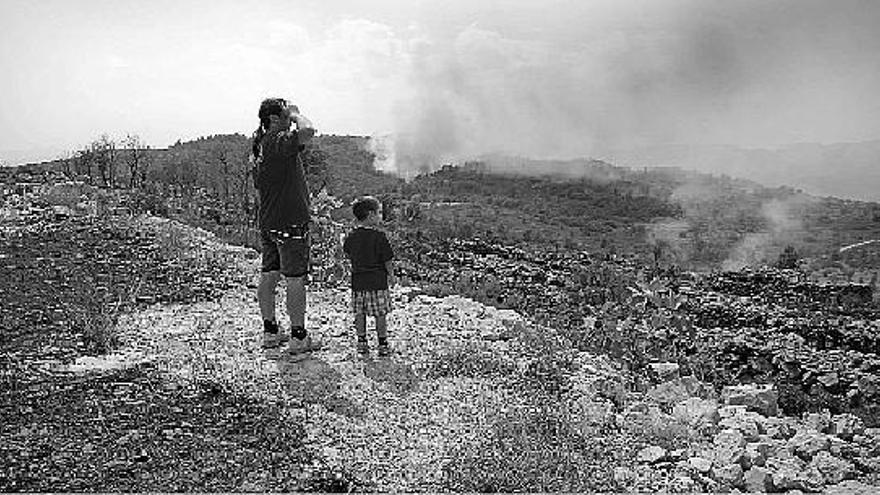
[275,353,365,418]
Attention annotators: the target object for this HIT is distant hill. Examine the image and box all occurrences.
[7,134,880,271]
[601,140,880,202]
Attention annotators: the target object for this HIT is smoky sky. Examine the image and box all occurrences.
[380,0,880,175]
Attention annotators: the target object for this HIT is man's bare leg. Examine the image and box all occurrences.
[258,271,282,322]
[286,275,307,329]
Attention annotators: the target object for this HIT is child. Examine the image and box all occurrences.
[343,196,396,356]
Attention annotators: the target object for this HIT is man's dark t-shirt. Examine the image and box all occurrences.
[256,130,309,231]
[343,226,394,291]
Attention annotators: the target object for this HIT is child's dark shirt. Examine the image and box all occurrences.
[343,226,394,291]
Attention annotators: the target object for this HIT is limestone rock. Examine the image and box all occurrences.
[712,463,744,487]
[647,376,713,406]
[688,456,713,473]
[825,480,878,495]
[744,441,771,468]
[817,372,840,388]
[766,438,799,462]
[721,384,778,416]
[810,451,856,485]
[672,397,720,427]
[770,459,813,491]
[713,428,746,466]
[764,416,797,440]
[789,430,832,461]
[637,445,668,464]
[829,436,858,458]
[719,413,762,441]
[668,448,686,461]
[718,405,749,419]
[613,466,636,486]
[648,362,680,382]
[667,474,699,493]
[830,413,865,441]
[744,466,774,493]
[804,410,833,433]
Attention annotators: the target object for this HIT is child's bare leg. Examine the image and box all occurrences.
[375,314,388,344]
[355,313,367,341]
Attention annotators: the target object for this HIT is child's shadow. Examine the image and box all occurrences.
[276,355,365,418]
[362,356,420,396]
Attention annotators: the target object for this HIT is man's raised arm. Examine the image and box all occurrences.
[290,106,316,144]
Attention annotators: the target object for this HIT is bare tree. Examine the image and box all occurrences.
[74,147,96,184]
[122,134,150,188]
[91,135,117,187]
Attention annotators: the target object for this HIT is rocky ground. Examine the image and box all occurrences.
[3,209,880,492]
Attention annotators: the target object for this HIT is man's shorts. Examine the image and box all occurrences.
[351,289,392,316]
[260,227,310,278]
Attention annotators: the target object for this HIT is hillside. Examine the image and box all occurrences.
[603,141,880,203]
[7,134,880,277]
[3,201,880,492]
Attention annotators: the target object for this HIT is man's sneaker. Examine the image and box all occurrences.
[377,343,391,357]
[287,334,323,357]
[356,340,369,355]
[262,332,290,349]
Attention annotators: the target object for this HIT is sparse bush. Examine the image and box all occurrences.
[443,404,614,492]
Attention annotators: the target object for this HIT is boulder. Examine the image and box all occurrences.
[713,429,746,466]
[612,466,636,486]
[721,384,778,416]
[672,398,720,427]
[647,376,713,406]
[668,448,686,461]
[789,430,832,461]
[712,463,744,487]
[744,442,771,468]
[810,451,856,485]
[830,413,865,441]
[718,405,749,419]
[770,459,813,491]
[719,413,762,441]
[744,466,774,493]
[829,436,858,458]
[766,438,800,462]
[687,456,713,473]
[637,445,667,464]
[804,410,833,433]
[817,372,840,388]
[764,416,797,440]
[667,475,699,493]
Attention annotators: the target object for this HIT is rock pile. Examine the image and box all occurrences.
[627,378,880,492]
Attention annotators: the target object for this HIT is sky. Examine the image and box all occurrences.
[2,0,880,171]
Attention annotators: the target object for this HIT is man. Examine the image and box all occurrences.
[251,97,321,355]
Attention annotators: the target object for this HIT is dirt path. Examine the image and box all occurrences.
[66,273,534,491]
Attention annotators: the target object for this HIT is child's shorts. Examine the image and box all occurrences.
[351,289,392,316]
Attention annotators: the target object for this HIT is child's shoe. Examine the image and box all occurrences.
[356,340,369,355]
[377,342,391,357]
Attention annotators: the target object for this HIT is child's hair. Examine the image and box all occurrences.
[352,196,381,221]
[251,97,289,161]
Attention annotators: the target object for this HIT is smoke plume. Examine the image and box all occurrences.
[370,1,880,178]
